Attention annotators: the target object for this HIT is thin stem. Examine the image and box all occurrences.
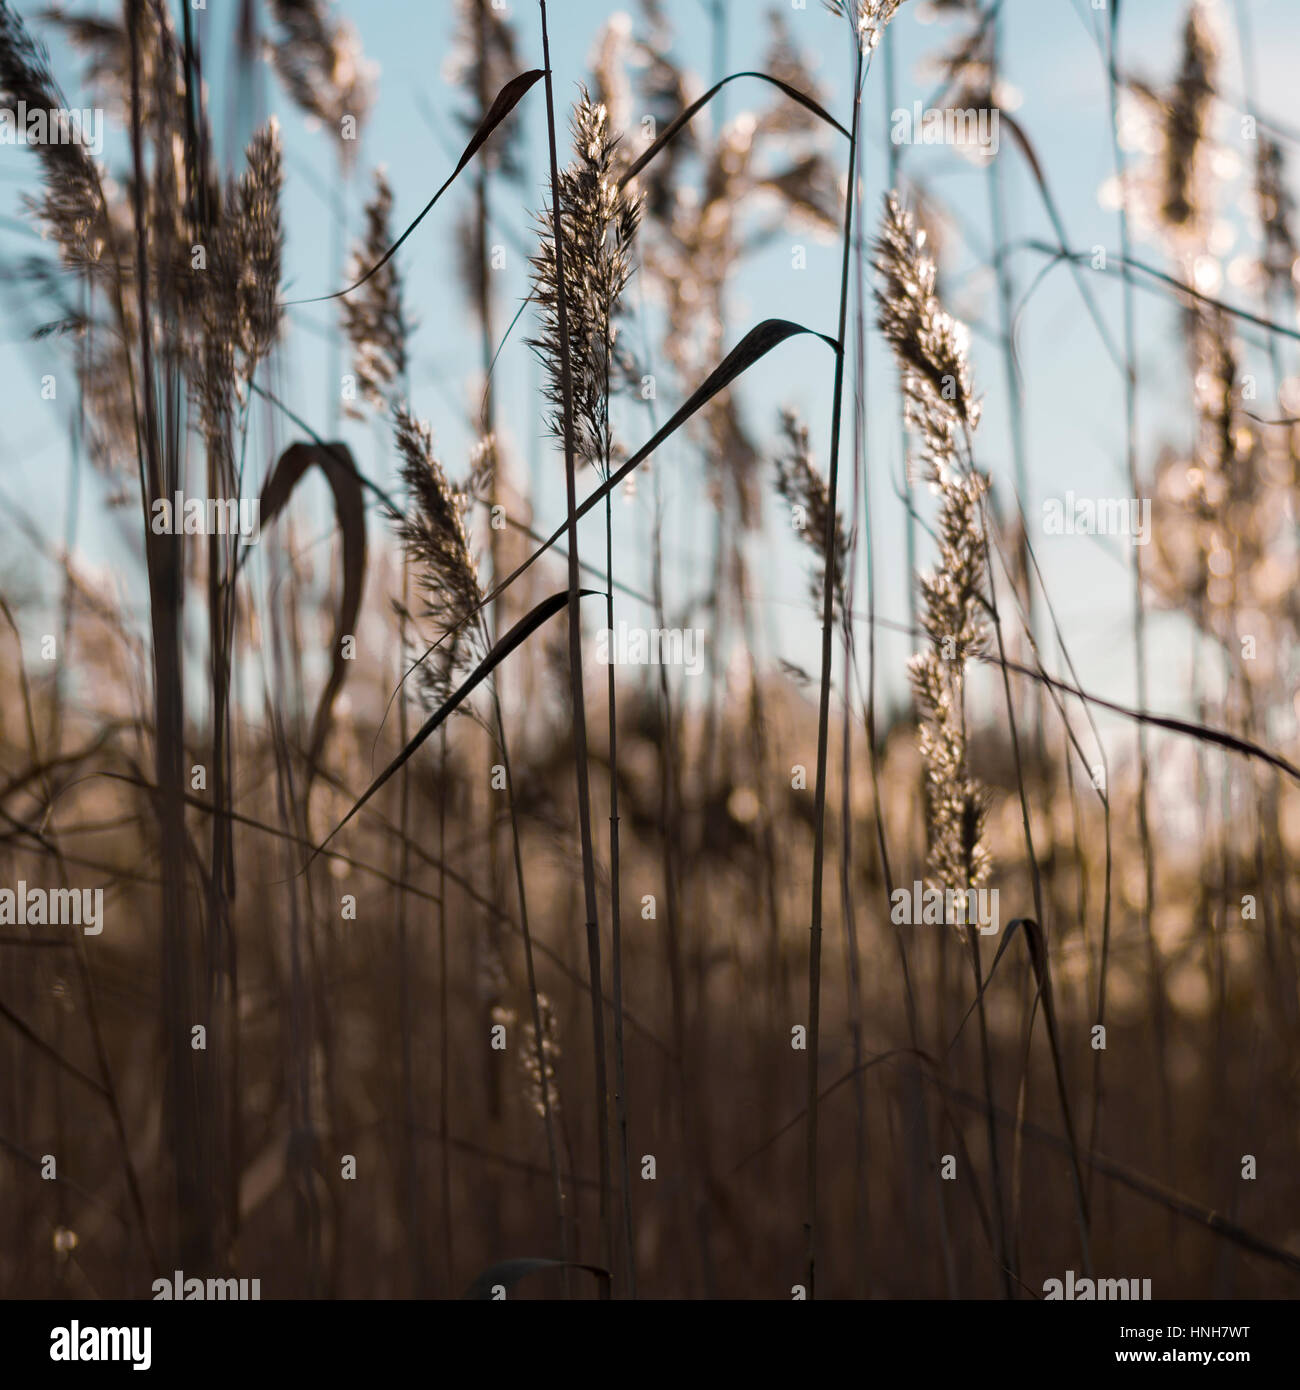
[807,30,863,1301]
[1105,0,1168,1178]
[606,490,635,1298]
[396,588,422,1294]
[602,287,635,1293]
[437,726,454,1291]
[538,0,613,1291]
[491,686,570,1281]
[882,23,917,654]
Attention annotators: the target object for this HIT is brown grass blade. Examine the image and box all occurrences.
[260,441,368,775]
[619,70,850,189]
[289,68,544,305]
[306,589,598,866]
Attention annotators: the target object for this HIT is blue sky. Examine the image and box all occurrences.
[2,0,1297,744]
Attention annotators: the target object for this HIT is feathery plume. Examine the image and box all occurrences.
[392,407,489,710]
[1160,2,1218,241]
[234,119,284,373]
[0,0,105,266]
[266,0,372,163]
[1255,135,1298,302]
[529,89,642,476]
[1183,309,1259,618]
[193,118,283,431]
[632,0,696,220]
[874,191,991,906]
[341,169,410,416]
[774,410,849,618]
[447,0,524,180]
[588,12,634,149]
[520,992,562,1120]
[874,191,980,493]
[825,0,910,51]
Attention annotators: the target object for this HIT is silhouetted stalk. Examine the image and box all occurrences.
[538,0,613,1291]
[987,12,1035,668]
[969,445,1050,1294]
[882,23,916,650]
[639,294,696,1290]
[840,518,869,1296]
[437,725,454,1291]
[1106,0,1166,1153]
[807,28,863,1301]
[472,0,512,1131]
[966,920,1012,1296]
[395,594,423,1294]
[490,685,570,1285]
[128,0,208,1272]
[842,165,871,1297]
[1233,0,1293,1077]
[602,501,637,1295]
[604,471,635,1298]
[1009,545,1113,1210]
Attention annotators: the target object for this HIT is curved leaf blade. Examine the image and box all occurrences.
[620,71,849,188]
[289,68,545,305]
[260,441,368,776]
[477,319,839,618]
[365,320,836,775]
[308,588,599,866]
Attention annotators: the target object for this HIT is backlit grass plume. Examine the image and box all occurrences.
[774,409,848,619]
[529,88,642,476]
[1160,1,1218,242]
[825,0,909,51]
[193,120,283,451]
[908,471,993,899]
[0,0,104,267]
[342,168,409,416]
[392,406,491,709]
[874,192,990,901]
[267,0,371,162]
[1106,1,1224,268]
[874,192,980,449]
[231,120,285,377]
[1255,134,1298,303]
[520,992,562,1121]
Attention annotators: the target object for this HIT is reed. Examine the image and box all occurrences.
[0,0,1298,1307]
